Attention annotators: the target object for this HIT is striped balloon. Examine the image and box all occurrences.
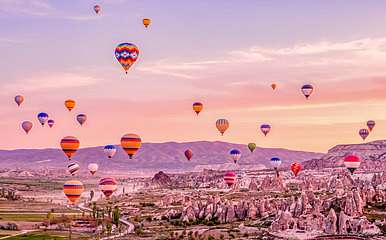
[367,120,375,132]
[291,162,302,177]
[301,84,314,99]
[224,172,236,187]
[229,149,241,164]
[260,124,271,136]
[216,119,229,136]
[104,145,117,159]
[115,43,139,74]
[270,157,282,170]
[121,134,142,159]
[67,162,80,176]
[76,114,87,126]
[64,99,76,112]
[99,177,118,198]
[63,180,84,204]
[359,128,369,141]
[344,155,361,174]
[192,102,203,115]
[60,136,80,160]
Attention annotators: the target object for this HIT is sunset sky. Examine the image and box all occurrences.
[1,0,386,152]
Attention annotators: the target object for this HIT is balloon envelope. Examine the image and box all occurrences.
[301,84,314,99]
[260,124,271,136]
[47,119,54,128]
[359,128,369,141]
[270,157,282,170]
[143,18,151,28]
[99,177,118,198]
[271,83,277,90]
[76,114,87,126]
[291,162,302,176]
[21,121,33,134]
[65,99,76,112]
[60,136,80,160]
[184,149,193,161]
[229,149,241,164]
[14,95,24,106]
[224,172,236,187]
[88,163,98,175]
[344,155,361,174]
[37,112,49,126]
[115,43,139,73]
[367,120,375,132]
[247,143,256,153]
[104,145,117,159]
[216,119,229,136]
[94,4,101,14]
[63,180,84,204]
[192,102,203,115]
[67,162,80,176]
[121,134,142,159]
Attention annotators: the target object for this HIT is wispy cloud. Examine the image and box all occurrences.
[0,0,55,16]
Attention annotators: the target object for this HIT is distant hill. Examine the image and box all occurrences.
[302,140,386,170]
[0,141,323,173]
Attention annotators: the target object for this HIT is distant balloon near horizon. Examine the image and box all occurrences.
[184,149,193,161]
[94,4,101,14]
[301,84,314,99]
[291,162,302,176]
[88,163,98,175]
[76,114,87,126]
[343,154,361,174]
[229,149,241,164]
[367,120,375,132]
[47,119,55,128]
[63,180,84,204]
[260,124,271,136]
[60,136,80,160]
[359,128,369,141]
[65,99,76,112]
[104,145,117,159]
[247,143,256,153]
[99,177,118,198]
[143,18,151,28]
[216,119,229,136]
[270,157,282,170]
[14,95,24,107]
[192,102,203,115]
[67,162,80,176]
[271,83,277,90]
[37,112,49,126]
[115,43,139,74]
[21,121,33,134]
[224,172,236,187]
[121,133,142,159]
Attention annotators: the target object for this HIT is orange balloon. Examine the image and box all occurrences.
[60,136,80,160]
[65,99,76,112]
[271,83,277,90]
[143,18,151,28]
[121,133,142,159]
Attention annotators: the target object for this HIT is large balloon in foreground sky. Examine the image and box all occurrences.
[115,43,139,74]
[60,136,80,160]
[94,4,101,14]
[121,133,142,159]
[229,149,241,164]
[192,102,203,115]
[343,155,361,174]
[247,143,256,153]
[21,121,33,134]
[14,95,24,107]
[359,128,369,141]
[291,162,302,177]
[65,99,76,112]
[67,162,80,176]
[301,84,314,99]
[224,172,236,187]
[270,157,282,170]
[99,177,118,198]
[37,112,49,126]
[76,114,87,126]
[260,124,271,136]
[216,119,229,136]
[367,120,375,132]
[104,145,117,159]
[63,180,84,204]
[184,149,193,161]
[47,119,54,128]
[143,18,151,28]
[88,163,98,175]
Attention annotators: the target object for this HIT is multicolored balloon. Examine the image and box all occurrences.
[21,121,33,134]
[99,177,118,198]
[14,95,24,107]
[247,143,256,153]
[359,128,369,141]
[260,124,271,136]
[343,154,361,174]
[37,112,49,126]
[224,172,236,187]
[367,120,375,132]
[291,162,302,177]
[121,133,142,159]
[67,162,80,176]
[104,145,117,159]
[115,43,139,74]
[184,149,193,161]
[65,99,76,112]
[192,102,203,115]
[271,83,277,90]
[301,84,314,99]
[47,119,55,128]
[63,180,84,204]
[60,136,80,160]
[216,119,229,136]
[229,149,241,164]
[143,18,151,28]
[270,157,282,170]
[94,4,101,14]
[76,114,87,126]
[88,163,98,175]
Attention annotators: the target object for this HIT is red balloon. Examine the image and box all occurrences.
[224,172,236,187]
[184,149,193,161]
[291,162,302,177]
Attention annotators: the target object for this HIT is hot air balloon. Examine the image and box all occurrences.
[216,119,229,136]
[229,149,241,164]
[47,119,55,128]
[76,114,87,126]
[247,143,256,153]
[121,133,142,159]
[63,180,84,204]
[65,99,76,112]
[94,4,101,14]
[14,95,24,107]
[270,157,282,170]
[271,83,277,90]
[367,120,375,132]
[143,18,151,28]
[192,102,203,115]
[99,177,118,198]
[104,145,117,159]
[67,162,80,176]
[37,112,49,126]
[115,43,139,74]
[260,124,271,136]
[21,121,33,134]
[88,163,98,175]
[301,84,314,99]
[184,149,193,161]
[343,154,361,174]
[224,172,236,187]
[60,136,80,160]
[291,162,302,177]
[359,128,369,141]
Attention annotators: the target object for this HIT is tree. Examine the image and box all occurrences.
[92,202,97,219]
[112,206,120,228]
